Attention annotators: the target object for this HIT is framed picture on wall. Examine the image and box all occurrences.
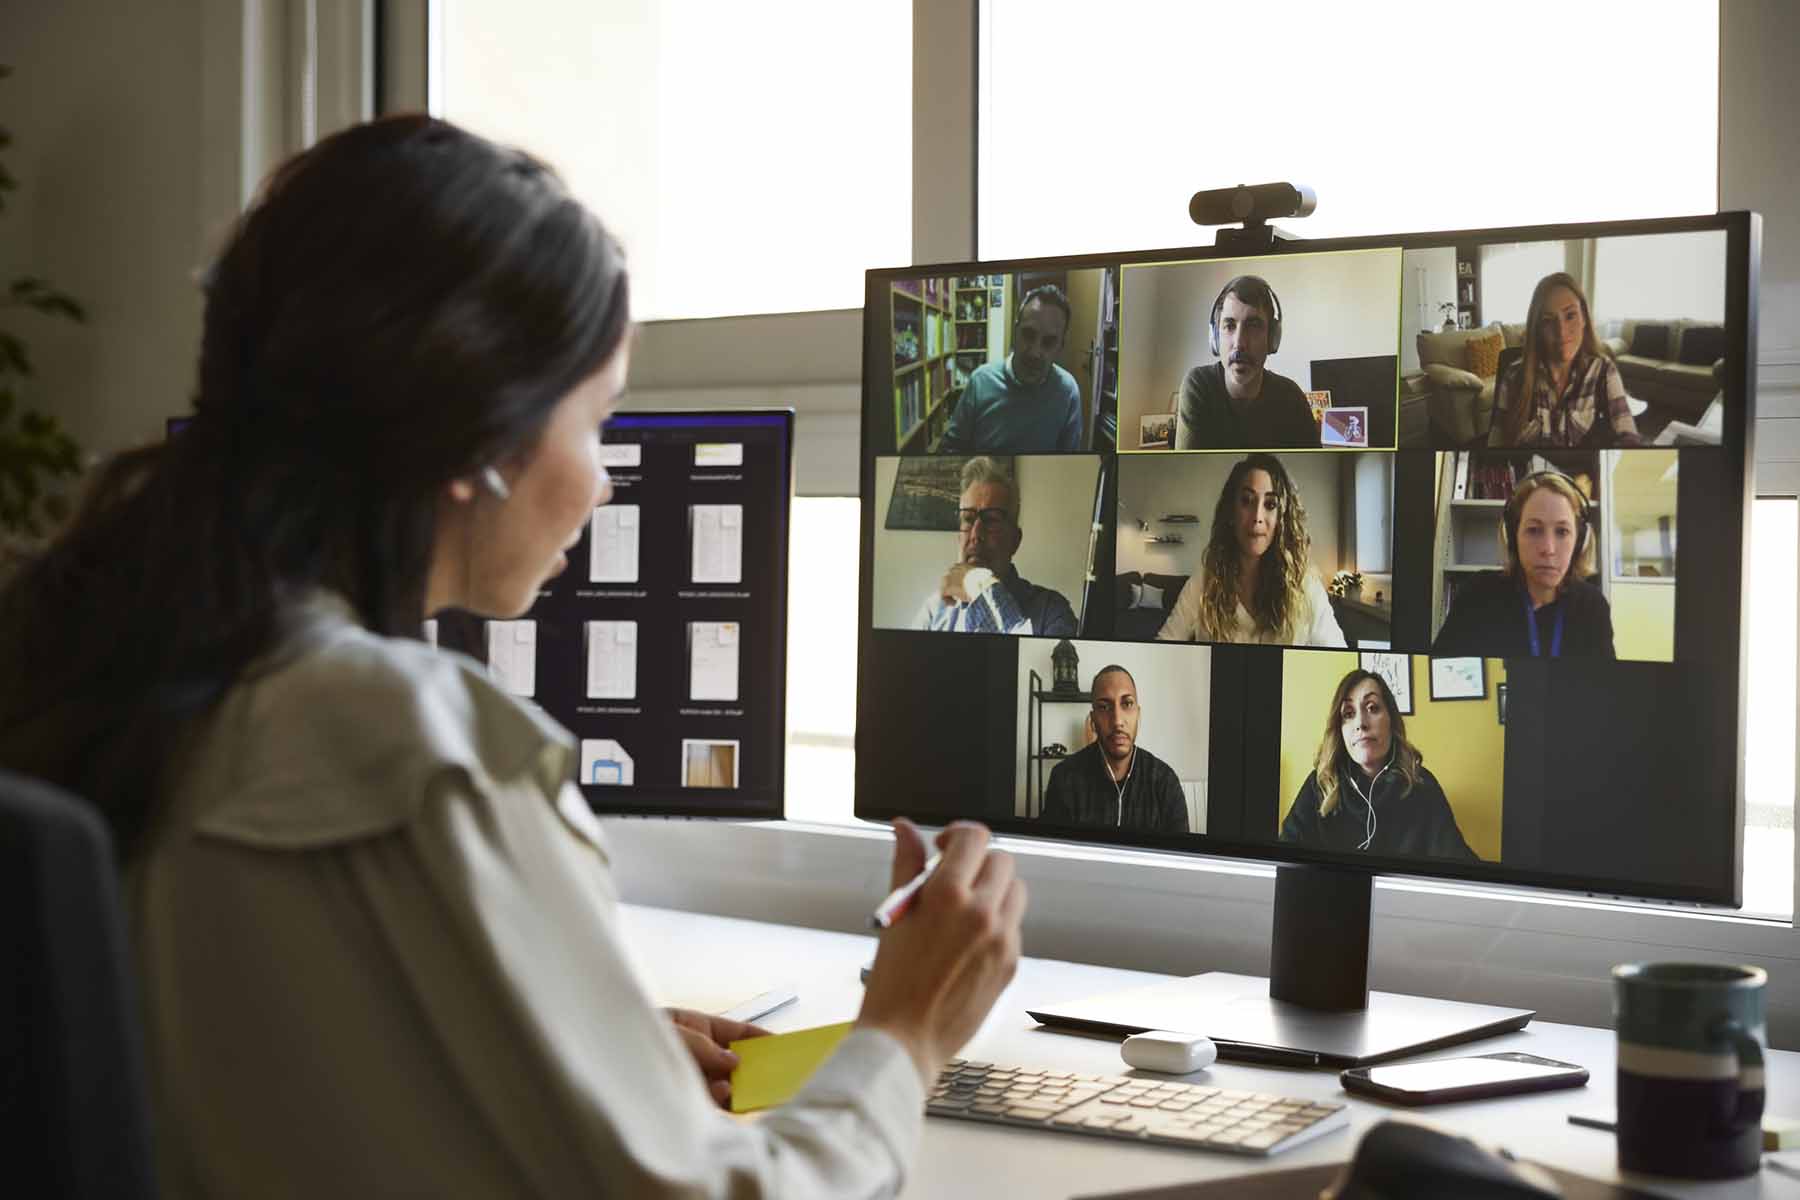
[1358,652,1413,715]
[1430,656,1486,701]
[884,455,1016,530]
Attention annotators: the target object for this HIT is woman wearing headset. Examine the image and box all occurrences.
[1431,471,1617,658]
[1280,668,1478,861]
[1157,453,1346,646]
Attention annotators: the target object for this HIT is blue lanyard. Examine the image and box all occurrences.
[1520,587,1564,657]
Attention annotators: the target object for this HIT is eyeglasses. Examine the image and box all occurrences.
[958,507,1013,531]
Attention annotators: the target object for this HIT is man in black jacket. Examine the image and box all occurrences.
[1040,665,1189,833]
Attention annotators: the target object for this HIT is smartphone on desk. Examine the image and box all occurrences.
[1340,1052,1588,1106]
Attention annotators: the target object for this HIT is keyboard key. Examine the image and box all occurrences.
[1241,1131,1284,1150]
[1004,1104,1058,1122]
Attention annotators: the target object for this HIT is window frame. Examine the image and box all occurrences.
[396,0,1800,1038]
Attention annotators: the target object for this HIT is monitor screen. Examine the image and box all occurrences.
[856,214,1756,906]
[439,408,794,818]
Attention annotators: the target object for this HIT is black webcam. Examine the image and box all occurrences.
[1189,182,1317,227]
[1189,182,1317,252]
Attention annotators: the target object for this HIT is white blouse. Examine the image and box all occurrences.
[1156,569,1347,647]
[130,592,922,1198]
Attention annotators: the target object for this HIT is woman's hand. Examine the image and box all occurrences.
[855,818,1028,1086]
[666,1007,770,1108]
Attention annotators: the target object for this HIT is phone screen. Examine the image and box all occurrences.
[1361,1057,1575,1092]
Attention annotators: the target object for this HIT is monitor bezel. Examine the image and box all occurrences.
[853,210,1758,908]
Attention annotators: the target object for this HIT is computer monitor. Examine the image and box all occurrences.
[438,408,794,819]
[855,213,1759,1064]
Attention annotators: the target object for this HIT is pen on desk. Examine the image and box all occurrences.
[869,852,943,929]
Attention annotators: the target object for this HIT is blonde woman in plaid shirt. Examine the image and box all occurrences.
[1490,272,1643,448]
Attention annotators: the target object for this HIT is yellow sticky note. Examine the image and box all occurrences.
[728,1021,854,1113]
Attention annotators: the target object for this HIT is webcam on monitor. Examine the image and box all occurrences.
[1188,182,1317,228]
[1190,181,1317,252]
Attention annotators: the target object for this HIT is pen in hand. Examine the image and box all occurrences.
[869,852,943,929]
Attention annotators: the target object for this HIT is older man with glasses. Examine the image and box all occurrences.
[912,456,1077,635]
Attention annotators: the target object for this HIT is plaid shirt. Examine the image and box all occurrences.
[1491,351,1639,447]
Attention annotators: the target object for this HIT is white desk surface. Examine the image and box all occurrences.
[618,903,1800,1200]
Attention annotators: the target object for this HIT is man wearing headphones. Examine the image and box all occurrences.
[1177,275,1318,449]
[1430,470,1617,658]
[941,284,1084,454]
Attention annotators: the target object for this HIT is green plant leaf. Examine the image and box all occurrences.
[0,331,31,377]
[8,277,87,322]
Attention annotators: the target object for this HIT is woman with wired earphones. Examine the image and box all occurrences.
[0,116,1026,1197]
[1279,669,1479,861]
[1430,470,1617,659]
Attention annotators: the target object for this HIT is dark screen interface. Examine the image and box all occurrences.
[440,410,792,819]
[856,216,1754,905]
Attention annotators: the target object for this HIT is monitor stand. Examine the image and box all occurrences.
[1024,864,1534,1069]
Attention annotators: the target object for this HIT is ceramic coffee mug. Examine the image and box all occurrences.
[1613,962,1766,1179]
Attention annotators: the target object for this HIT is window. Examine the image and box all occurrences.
[1743,498,1795,918]
[784,497,860,825]
[977,1,1718,260]
[439,1,911,321]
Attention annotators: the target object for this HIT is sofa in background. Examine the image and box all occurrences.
[1114,571,1187,640]
[1604,319,1725,425]
[1415,324,1524,445]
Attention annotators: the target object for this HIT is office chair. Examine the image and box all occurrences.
[0,770,157,1199]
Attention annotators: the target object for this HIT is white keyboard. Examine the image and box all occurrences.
[927,1058,1349,1156]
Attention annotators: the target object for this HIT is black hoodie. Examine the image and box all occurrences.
[1279,754,1479,862]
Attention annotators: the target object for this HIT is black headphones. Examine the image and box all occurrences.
[1209,275,1283,357]
[1502,470,1592,562]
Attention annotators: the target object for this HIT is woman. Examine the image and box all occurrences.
[0,117,1024,1196]
[1156,453,1346,646]
[1431,471,1616,658]
[1280,669,1478,861]
[1489,272,1642,447]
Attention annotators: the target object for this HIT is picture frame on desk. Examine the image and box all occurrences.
[1139,413,1174,450]
[1430,657,1486,701]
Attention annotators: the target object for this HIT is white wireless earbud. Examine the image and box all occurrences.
[479,466,511,501]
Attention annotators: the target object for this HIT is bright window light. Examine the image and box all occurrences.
[978,0,1719,259]
[1743,498,1796,919]
[440,1,911,321]
[785,497,860,825]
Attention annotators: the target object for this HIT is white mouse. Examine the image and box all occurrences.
[1121,1029,1218,1074]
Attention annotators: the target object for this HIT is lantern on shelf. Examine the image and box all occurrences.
[1051,639,1081,695]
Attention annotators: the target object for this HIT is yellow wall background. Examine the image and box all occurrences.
[1611,582,1675,661]
[1277,653,1507,862]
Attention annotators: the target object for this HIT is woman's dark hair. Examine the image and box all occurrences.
[0,116,630,855]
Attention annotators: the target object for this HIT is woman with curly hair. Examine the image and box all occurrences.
[1279,669,1478,861]
[1156,453,1345,646]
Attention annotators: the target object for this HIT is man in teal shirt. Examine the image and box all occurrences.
[940,284,1085,453]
